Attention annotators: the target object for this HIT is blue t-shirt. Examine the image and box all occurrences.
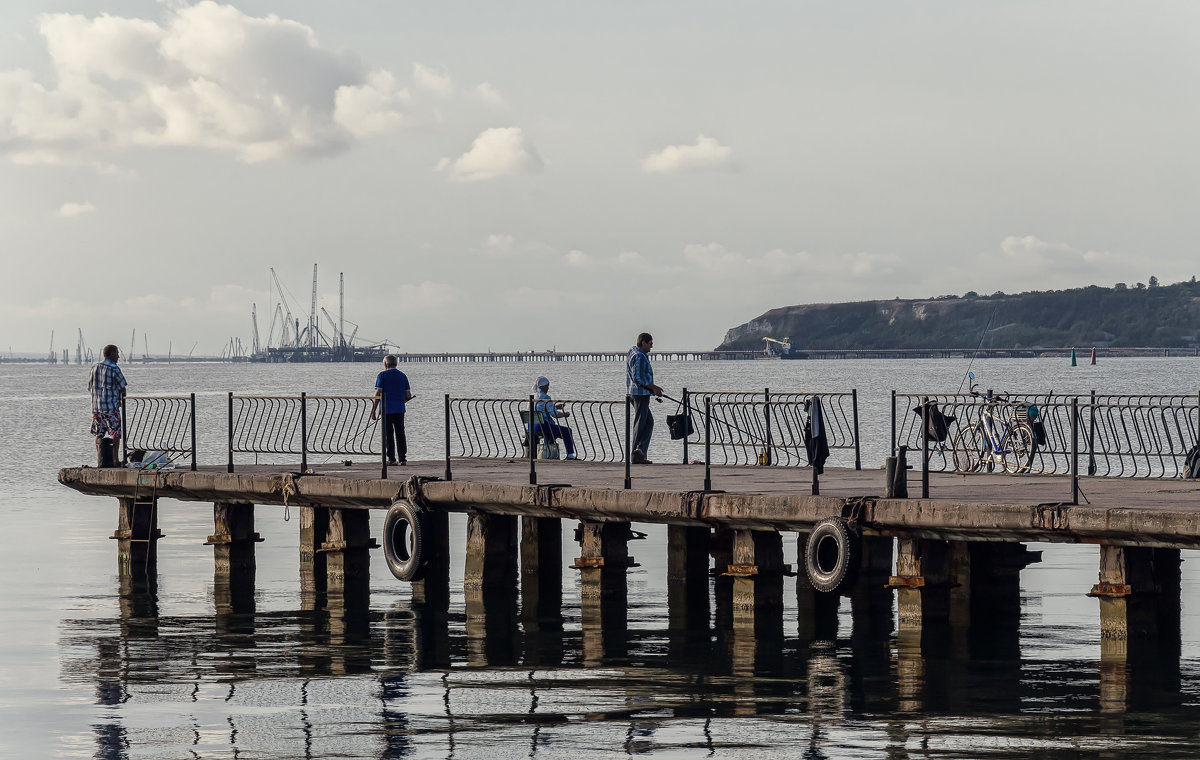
[375,368,411,414]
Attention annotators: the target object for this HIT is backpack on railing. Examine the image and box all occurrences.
[911,399,956,443]
[1184,443,1200,479]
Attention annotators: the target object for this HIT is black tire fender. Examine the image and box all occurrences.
[383,498,427,582]
[804,517,861,594]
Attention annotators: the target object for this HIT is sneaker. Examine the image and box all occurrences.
[566,453,578,460]
[386,459,398,465]
[399,460,407,466]
[632,449,649,464]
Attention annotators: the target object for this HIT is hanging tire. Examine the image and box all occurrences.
[384,499,427,582]
[804,517,861,594]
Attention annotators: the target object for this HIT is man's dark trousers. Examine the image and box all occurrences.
[630,394,653,455]
[384,412,407,462]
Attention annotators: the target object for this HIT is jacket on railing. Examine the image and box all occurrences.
[804,396,829,474]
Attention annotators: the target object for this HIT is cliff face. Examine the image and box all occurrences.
[717,282,1200,351]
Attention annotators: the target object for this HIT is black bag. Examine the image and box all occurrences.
[1184,443,1200,479]
[912,399,956,443]
[667,403,695,440]
[1032,420,1048,447]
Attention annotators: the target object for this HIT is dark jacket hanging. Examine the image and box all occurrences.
[805,395,830,474]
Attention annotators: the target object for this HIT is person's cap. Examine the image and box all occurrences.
[536,376,550,388]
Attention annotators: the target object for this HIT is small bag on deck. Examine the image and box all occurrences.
[912,399,956,443]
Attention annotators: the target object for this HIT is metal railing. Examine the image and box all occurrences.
[681,388,860,469]
[446,396,626,462]
[227,393,382,473]
[893,391,1200,479]
[121,394,197,470]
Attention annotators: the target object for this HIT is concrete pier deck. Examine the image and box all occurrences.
[59,461,1200,548]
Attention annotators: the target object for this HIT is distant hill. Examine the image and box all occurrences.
[717,280,1200,351]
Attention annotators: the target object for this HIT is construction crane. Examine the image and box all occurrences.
[270,268,295,348]
[77,328,86,364]
[762,336,792,356]
[48,330,55,364]
[308,264,319,348]
[338,273,345,349]
[129,329,135,360]
[251,303,261,355]
[144,334,149,362]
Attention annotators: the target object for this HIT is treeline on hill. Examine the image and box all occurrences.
[717,278,1200,351]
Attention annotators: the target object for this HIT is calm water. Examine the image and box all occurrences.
[3,357,1200,759]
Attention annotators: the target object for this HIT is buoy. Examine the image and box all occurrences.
[1070,348,1077,367]
[1090,347,1096,365]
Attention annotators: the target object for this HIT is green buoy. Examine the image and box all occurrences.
[1070,348,1077,366]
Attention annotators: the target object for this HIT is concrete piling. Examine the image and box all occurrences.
[574,521,633,664]
[465,511,520,666]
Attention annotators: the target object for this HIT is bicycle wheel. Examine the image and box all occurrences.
[1001,423,1036,474]
[952,425,986,473]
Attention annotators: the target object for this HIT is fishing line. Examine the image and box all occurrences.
[959,304,999,393]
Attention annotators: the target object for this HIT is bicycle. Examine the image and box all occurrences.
[951,383,1036,474]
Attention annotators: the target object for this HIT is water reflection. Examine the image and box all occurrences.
[60,561,1200,760]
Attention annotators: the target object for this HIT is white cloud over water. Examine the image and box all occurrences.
[642,135,733,174]
[57,201,96,217]
[438,127,543,182]
[0,2,418,165]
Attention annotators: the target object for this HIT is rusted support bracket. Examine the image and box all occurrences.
[317,538,381,553]
[723,563,758,577]
[887,575,959,589]
[570,556,605,569]
[1088,582,1134,598]
[204,533,264,546]
[110,529,164,540]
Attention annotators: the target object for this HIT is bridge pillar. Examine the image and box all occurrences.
[574,521,633,664]
[796,531,839,642]
[891,537,952,630]
[322,507,375,606]
[667,525,710,632]
[1091,545,1182,712]
[412,510,450,608]
[113,496,161,578]
[520,517,563,624]
[465,511,519,666]
[207,501,259,617]
[299,506,329,602]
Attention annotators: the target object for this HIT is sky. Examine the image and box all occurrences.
[1,1,1198,355]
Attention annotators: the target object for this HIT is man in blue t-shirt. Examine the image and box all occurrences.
[371,355,413,465]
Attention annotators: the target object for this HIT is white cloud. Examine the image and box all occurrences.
[58,201,96,217]
[484,233,515,253]
[564,249,589,267]
[413,63,454,97]
[616,251,643,267]
[991,235,1125,276]
[334,70,412,138]
[439,127,543,182]
[474,82,506,108]
[641,134,734,174]
[0,2,417,166]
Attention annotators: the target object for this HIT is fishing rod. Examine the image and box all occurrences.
[959,304,999,393]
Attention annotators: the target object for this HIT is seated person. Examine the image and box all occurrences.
[533,376,577,460]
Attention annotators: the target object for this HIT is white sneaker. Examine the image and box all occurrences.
[566,453,578,460]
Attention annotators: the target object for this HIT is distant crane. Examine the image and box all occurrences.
[308,264,319,348]
[251,303,261,355]
[144,334,149,362]
[762,336,792,356]
[338,272,345,350]
[270,268,295,348]
[48,330,55,364]
[77,328,86,364]
[129,329,136,361]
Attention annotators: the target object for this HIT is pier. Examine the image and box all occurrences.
[57,384,1200,713]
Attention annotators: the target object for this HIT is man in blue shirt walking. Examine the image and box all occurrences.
[371,355,413,465]
[626,332,663,464]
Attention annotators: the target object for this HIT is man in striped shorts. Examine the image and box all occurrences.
[89,344,127,466]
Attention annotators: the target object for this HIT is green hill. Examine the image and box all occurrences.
[717,279,1200,351]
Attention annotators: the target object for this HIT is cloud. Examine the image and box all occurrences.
[0,2,418,166]
[564,249,589,267]
[473,82,506,108]
[413,63,454,98]
[484,233,515,253]
[439,127,543,182]
[991,235,1125,276]
[58,201,96,217]
[641,134,734,174]
[681,242,901,280]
